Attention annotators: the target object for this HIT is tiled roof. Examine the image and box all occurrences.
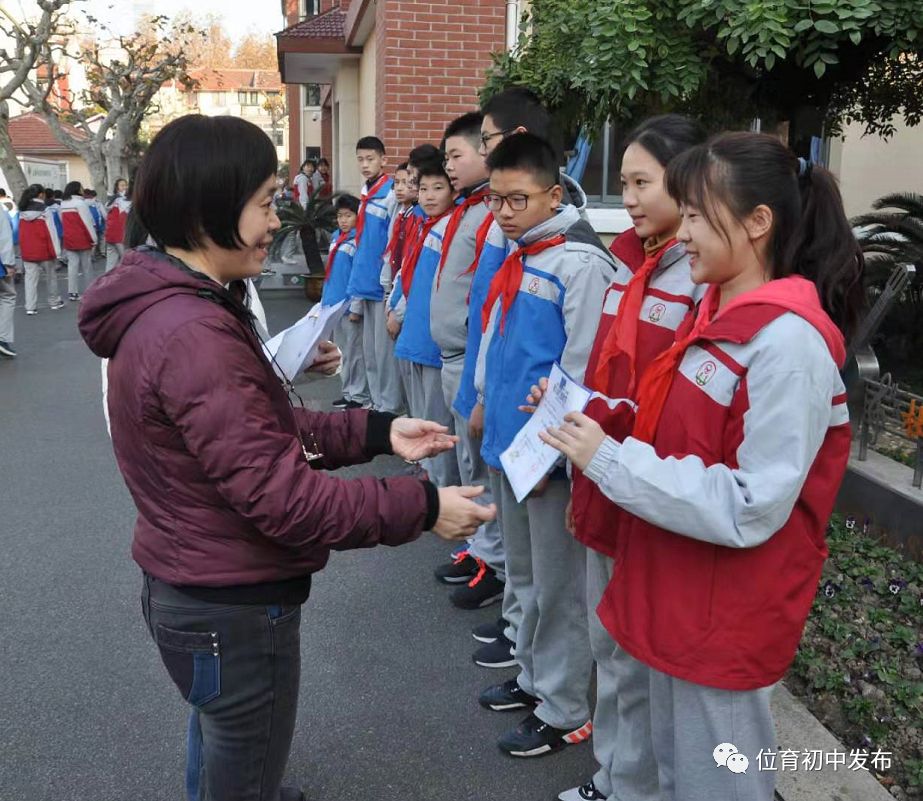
[278,7,347,40]
[188,69,282,92]
[8,112,87,155]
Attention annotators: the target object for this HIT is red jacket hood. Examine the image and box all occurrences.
[708,275,846,369]
[78,248,222,359]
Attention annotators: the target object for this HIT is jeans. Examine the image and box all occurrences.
[141,574,302,801]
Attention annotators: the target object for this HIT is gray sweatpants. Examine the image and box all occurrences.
[441,355,505,577]
[502,474,592,730]
[23,261,61,312]
[360,299,386,410]
[587,549,659,801]
[406,362,459,488]
[489,470,523,644]
[643,652,777,801]
[65,248,92,295]
[336,314,370,405]
[106,242,125,272]
[375,301,405,414]
[0,275,15,343]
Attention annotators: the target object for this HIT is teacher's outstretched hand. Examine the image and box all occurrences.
[390,417,459,462]
[433,486,496,540]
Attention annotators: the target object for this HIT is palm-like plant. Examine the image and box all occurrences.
[269,193,339,275]
[852,193,923,371]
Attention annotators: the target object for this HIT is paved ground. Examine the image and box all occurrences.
[0,260,595,801]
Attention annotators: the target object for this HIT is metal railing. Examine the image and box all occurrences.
[858,374,923,488]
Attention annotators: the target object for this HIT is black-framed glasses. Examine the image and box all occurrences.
[479,128,513,147]
[484,186,556,212]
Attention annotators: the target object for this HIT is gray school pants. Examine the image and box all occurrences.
[359,299,385,410]
[397,358,413,411]
[441,354,505,578]
[335,314,370,405]
[638,651,777,801]
[375,301,405,414]
[488,469,523,643]
[406,361,459,488]
[586,549,659,801]
[106,242,125,272]
[65,248,92,295]
[24,260,61,312]
[0,275,14,344]
[501,474,592,730]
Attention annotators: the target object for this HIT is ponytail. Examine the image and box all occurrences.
[666,132,865,338]
[18,183,45,212]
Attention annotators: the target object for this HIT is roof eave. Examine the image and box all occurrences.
[344,0,375,48]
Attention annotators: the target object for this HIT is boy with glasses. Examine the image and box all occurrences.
[475,133,615,759]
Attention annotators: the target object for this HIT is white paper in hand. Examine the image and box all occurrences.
[500,362,593,503]
[263,300,347,383]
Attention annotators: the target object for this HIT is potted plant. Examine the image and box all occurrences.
[270,192,338,301]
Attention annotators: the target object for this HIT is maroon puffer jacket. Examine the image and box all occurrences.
[78,248,432,587]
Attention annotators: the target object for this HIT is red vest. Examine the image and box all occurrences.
[19,217,57,262]
[573,230,699,556]
[106,205,127,244]
[62,207,94,251]
[597,302,851,690]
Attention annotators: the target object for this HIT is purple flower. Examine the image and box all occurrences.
[823,581,840,598]
[889,579,906,595]
[914,643,923,659]
[845,516,856,530]
[860,577,875,590]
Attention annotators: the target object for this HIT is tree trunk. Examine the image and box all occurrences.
[0,101,28,199]
[299,226,325,275]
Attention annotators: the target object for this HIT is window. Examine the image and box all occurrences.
[238,91,248,105]
[299,0,320,17]
[266,128,284,146]
[303,83,321,107]
[250,91,259,105]
[579,120,633,205]
[214,92,226,107]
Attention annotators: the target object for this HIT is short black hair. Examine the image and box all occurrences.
[486,133,559,187]
[395,161,410,173]
[356,136,386,155]
[443,112,483,149]
[336,194,360,214]
[53,190,63,199]
[0,188,6,196]
[63,181,83,199]
[407,144,441,170]
[482,88,553,143]
[416,159,451,183]
[133,115,278,251]
[300,159,316,171]
[318,158,330,167]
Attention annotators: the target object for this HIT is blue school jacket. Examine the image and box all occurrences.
[346,176,395,302]
[321,229,357,307]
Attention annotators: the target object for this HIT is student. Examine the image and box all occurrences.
[541,132,862,801]
[322,194,368,410]
[107,177,128,206]
[534,114,708,801]
[0,204,15,358]
[60,181,98,301]
[392,159,461,488]
[370,160,415,415]
[18,184,64,315]
[106,179,132,271]
[346,136,398,413]
[84,189,106,257]
[475,133,615,757]
[317,157,332,198]
[457,88,569,667]
[426,112,507,610]
[292,159,314,209]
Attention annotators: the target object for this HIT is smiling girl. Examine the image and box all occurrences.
[542,131,863,801]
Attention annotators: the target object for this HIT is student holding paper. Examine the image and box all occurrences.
[77,115,495,801]
[474,133,615,758]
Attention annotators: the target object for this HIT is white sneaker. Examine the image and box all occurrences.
[50,301,65,310]
[26,310,38,316]
[559,781,606,801]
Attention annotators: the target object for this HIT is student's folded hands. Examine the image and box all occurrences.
[539,412,607,473]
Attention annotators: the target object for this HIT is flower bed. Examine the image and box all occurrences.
[786,515,923,799]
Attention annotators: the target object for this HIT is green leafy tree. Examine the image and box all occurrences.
[486,0,923,138]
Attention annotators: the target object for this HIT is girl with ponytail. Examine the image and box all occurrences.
[541,131,862,801]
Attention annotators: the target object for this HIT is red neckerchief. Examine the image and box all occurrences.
[464,215,496,305]
[383,205,413,278]
[324,231,350,282]
[632,286,718,443]
[401,209,452,295]
[354,174,390,246]
[591,238,677,396]
[481,234,566,334]
[435,187,490,288]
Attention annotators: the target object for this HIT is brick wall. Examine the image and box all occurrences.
[375,0,507,161]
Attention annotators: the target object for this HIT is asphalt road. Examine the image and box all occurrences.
[0,260,595,801]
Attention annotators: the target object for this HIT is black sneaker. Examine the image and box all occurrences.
[68,292,79,301]
[0,340,16,358]
[342,400,365,409]
[558,780,606,800]
[451,560,504,609]
[472,617,505,644]
[479,678,539,712]
[472,634,516,668]
[331,397,349,409]
[498,712,592,758]
[434,551,478,585]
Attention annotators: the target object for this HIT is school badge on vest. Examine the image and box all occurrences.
[695,360,717,386]
[648,302,667,322]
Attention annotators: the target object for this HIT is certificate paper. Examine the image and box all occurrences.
[263,300,347,383]
[500,362,593,503]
